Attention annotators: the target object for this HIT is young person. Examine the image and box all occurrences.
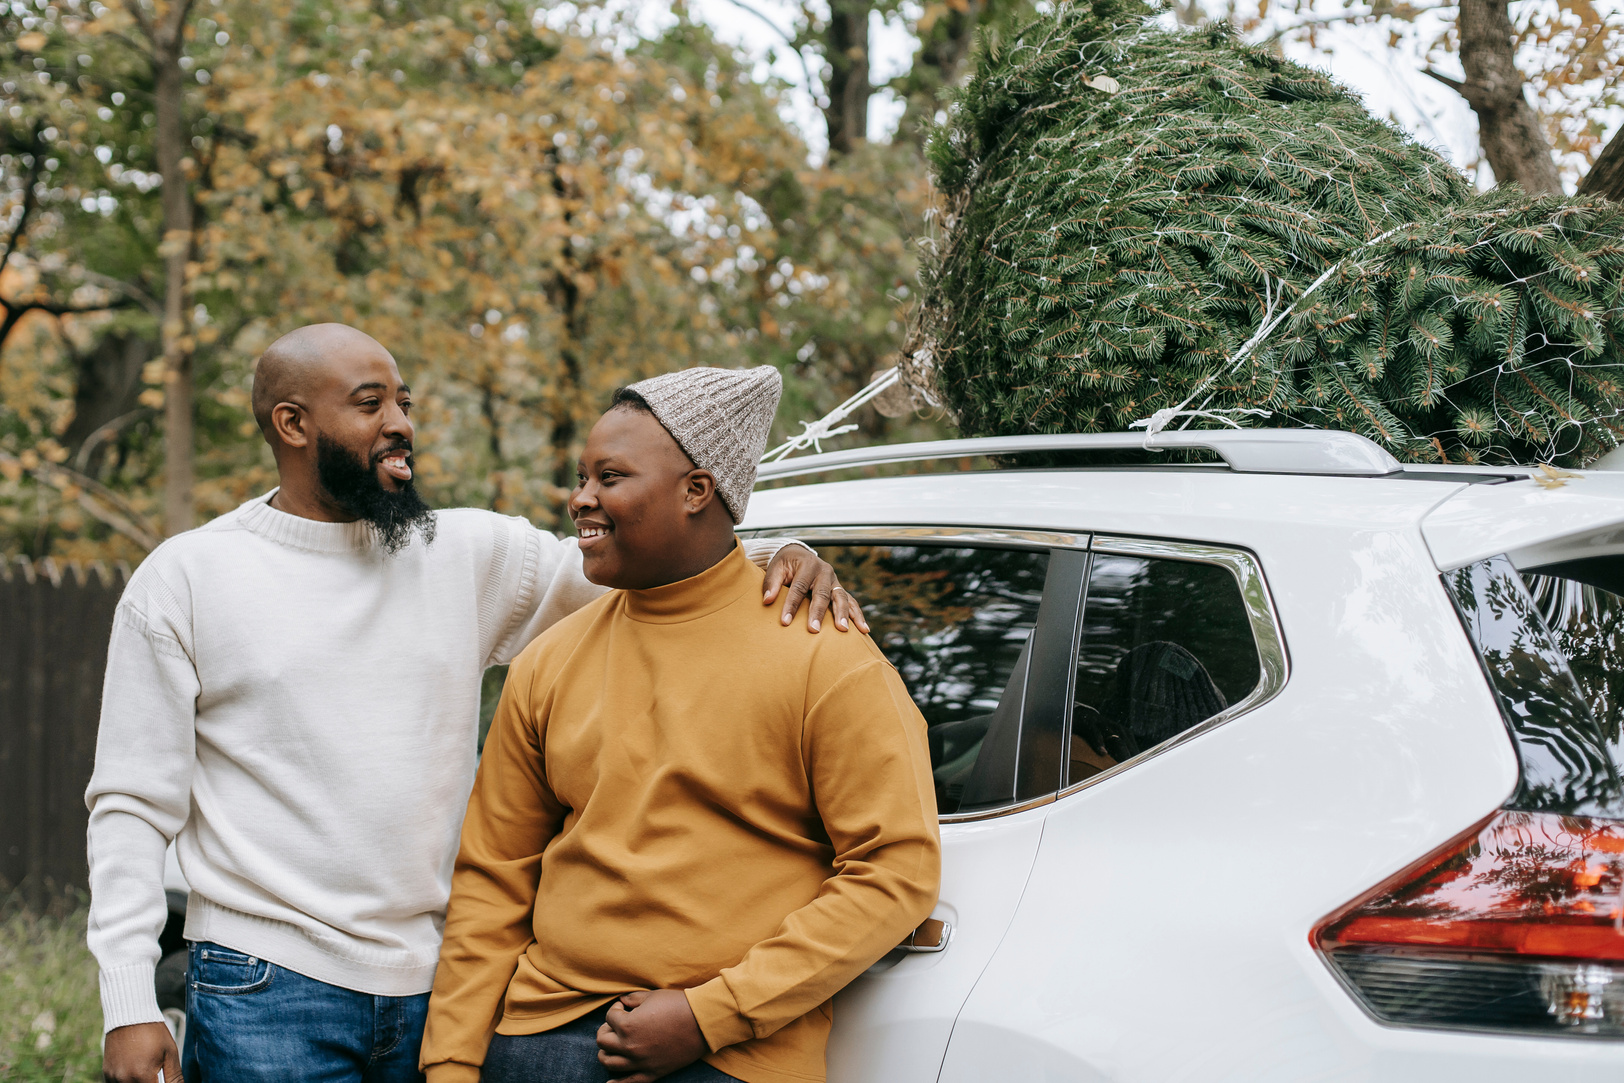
[90,325,868,1083]
[421,366,941,1083]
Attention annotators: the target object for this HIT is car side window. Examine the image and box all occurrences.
[1068,553,1262,786]
[816,544,1050,815]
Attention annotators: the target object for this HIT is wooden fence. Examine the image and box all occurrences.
[0,559,128,906]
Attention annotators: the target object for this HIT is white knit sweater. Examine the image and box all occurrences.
[86,492,792,1031]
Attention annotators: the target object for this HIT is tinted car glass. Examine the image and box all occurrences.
[1525,558,1624,744]
[1069,553,1262,786]
[1446,557,1624,817]
[817,544,1050,815]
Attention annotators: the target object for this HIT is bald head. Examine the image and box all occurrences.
[252,323,394,438]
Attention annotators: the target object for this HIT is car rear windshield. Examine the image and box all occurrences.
[1446,556,1624,817]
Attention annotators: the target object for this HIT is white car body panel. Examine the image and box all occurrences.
[1420,470,1624,570]
[743,462,1624,1079]
[827,807,1046,1083]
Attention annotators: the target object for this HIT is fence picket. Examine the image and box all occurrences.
[0,561,127,905]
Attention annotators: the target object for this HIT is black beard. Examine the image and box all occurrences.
[315,434,437,555]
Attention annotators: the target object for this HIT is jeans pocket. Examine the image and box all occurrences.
[189,942,273,995]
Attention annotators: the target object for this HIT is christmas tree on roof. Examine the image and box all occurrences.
[897,0,1624,465]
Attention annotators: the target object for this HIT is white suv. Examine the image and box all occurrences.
[743,428,1624,1081]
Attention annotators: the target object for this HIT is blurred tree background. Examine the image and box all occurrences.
[12,0,1624,561]
[0,0,1045,562]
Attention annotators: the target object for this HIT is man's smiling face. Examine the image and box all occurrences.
[569,404,713,589]
[295,334,435,551]
[302,343,416,494]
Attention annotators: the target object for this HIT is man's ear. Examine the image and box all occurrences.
[682,469,721,515]
[271,401,310,450]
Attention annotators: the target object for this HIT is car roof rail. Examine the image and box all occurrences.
[756,429,1405,483]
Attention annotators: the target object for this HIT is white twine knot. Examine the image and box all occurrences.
[1132,406,1273,442]
[762,368,903,463]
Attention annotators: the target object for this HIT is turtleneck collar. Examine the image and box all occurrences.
[235,488,380,554]
[622,539,756,624]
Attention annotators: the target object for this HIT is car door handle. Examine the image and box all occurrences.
[900,917,952,953]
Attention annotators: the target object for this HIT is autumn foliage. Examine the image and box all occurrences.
[0,0,938,560]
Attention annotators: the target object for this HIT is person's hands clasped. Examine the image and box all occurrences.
[760,544,870,633]
[596,990,709,1083]
[103,1021,182,1083]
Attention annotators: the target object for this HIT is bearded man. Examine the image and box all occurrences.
[89,325,866,1083]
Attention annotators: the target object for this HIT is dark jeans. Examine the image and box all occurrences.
[182,941,429,1083]
[481,1005,740,1083]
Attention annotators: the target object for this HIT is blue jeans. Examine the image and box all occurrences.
[482,1005,740,1083]
[182,941,429,1083]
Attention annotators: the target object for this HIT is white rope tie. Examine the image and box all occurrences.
[761,368,902,462]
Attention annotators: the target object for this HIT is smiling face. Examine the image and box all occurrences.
[254,324,435,547]
[301,345,416,494]
[569,404,735,589]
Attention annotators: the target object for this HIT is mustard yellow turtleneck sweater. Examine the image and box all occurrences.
[421,541,941,1083]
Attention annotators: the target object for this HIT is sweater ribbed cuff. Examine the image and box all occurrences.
[100,963,163,1033]
[424,1063,483,1083]
[685,977,755,1051]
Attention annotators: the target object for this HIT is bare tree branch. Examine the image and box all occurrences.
[0,126,45,281]
[1422,68,1467,93]
[717,0,822,95]
[0,294,145,353]
[0,449,161,552]
[0,126,154,351]
[73,406,157,473]
[1259,7,1450,45]
[121,0,156,44]
[77,270,163,318]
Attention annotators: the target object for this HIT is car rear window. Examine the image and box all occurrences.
[1445,557,1624,817]
[817,544,1049,815]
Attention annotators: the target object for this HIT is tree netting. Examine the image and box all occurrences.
[903,3,1624,465]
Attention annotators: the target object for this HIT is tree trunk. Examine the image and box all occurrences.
[1455,0,1563,195]
[895,0,984,147]
[1578,127,1624,201]
[62,331,156,475]
[152,0,196,535]
[822,0,872,156]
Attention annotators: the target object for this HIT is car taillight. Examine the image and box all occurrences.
[1314,809,1624,1038]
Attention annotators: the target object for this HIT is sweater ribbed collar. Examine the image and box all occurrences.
[622,540,755,624]
[235,489,380,554]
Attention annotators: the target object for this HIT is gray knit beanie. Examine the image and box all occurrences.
[626,365,782,523]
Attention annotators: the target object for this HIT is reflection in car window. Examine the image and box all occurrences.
[817,545,1049,815]
[1524,564,1624,744]
[1449,557,1624,816]
[1068,554,1261,786]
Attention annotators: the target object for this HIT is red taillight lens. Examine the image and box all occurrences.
[1315,810,1624,1037]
